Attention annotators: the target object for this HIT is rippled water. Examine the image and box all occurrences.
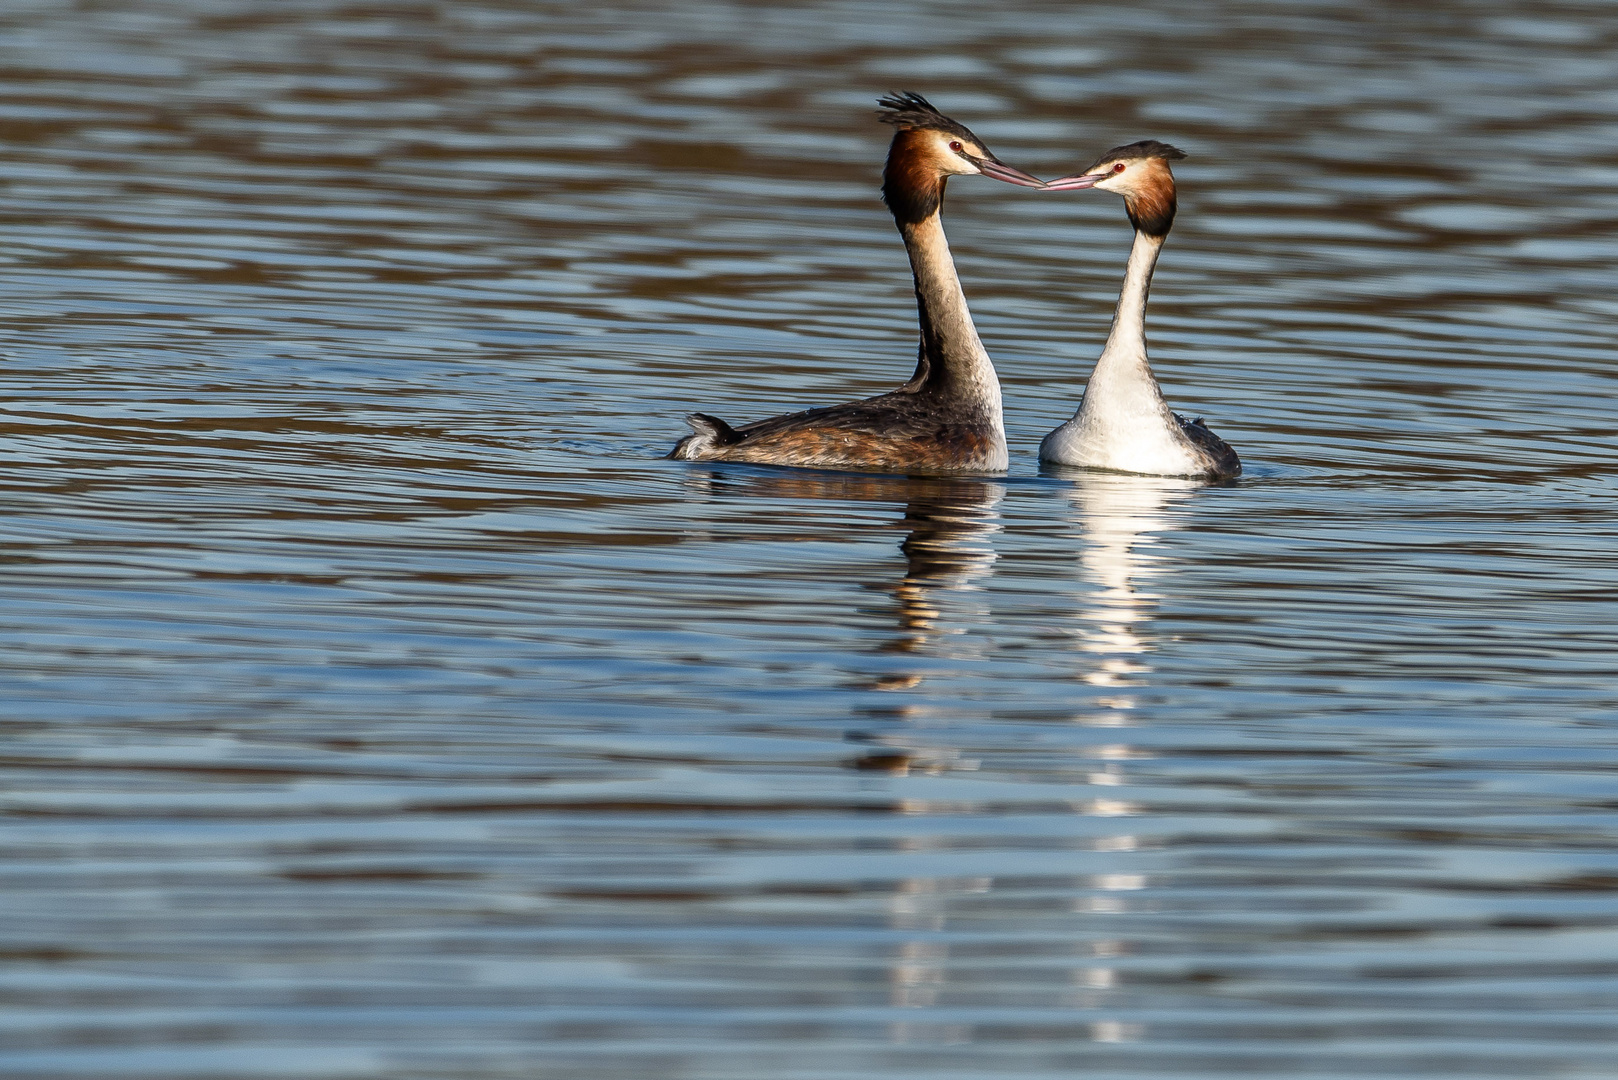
[4,1,1618,1077]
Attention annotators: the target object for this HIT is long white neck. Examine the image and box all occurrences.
[900,213,1002,416]
[1088,228,1165,398]
[1041,226,1197,474]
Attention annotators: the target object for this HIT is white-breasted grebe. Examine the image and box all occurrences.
[1037,142,1240,479]
[669,93,1043,473]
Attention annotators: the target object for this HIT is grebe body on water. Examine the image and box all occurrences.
[669,93,1041,474]
[1038,142,1240,480]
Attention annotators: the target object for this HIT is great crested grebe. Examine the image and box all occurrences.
[1037,142,1240,479]
[668,93,1043,473]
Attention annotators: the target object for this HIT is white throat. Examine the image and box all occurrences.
[1040,229,1203,476]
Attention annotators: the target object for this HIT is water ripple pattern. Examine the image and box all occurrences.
[2,1,1616,1078]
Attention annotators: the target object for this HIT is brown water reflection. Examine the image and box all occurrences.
[690,470,1004,654]
[3,1,1618,1078]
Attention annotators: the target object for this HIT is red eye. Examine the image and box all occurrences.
[949,141,963,152]
[1112,162,1126,172]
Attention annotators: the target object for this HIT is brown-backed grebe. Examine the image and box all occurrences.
[1037,143,1240,479]
[669,93,1042,473]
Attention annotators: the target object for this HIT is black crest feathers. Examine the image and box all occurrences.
[876,93,995,226]
[1086,140,1187,170]
[876,92,981,145]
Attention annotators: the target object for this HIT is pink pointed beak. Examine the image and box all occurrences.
[1042,171,1108,191]
[971,156,1047,189]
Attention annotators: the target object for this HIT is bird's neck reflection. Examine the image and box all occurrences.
[886,482,1003,656]
[679,467,1003,680]
[1056,470,1204,713]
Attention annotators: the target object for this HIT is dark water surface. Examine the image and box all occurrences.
[3,1,1618,1077]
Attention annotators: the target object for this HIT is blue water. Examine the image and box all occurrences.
[3,1,1618,1077]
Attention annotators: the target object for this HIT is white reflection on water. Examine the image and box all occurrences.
[1062,471,1204,843]
[1060,471,1204,1030]
[869,472,1205,1047]
[1065,470,1205,658]
[1059,470,1207,720]
[886,876,988,1033]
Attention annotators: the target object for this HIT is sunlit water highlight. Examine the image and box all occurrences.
[3,1,1618,1077]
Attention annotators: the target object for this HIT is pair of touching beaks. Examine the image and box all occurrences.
[968,158,1120,192]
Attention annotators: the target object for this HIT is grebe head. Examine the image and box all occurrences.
[1043,141,1186,237]
[876,92,1044,188]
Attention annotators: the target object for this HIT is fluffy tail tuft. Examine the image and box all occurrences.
[667,412,742,459]
[686,413,741,445]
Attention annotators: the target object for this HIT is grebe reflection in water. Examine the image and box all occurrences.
[679,469,1002,664]
[1053,469,1207,709]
